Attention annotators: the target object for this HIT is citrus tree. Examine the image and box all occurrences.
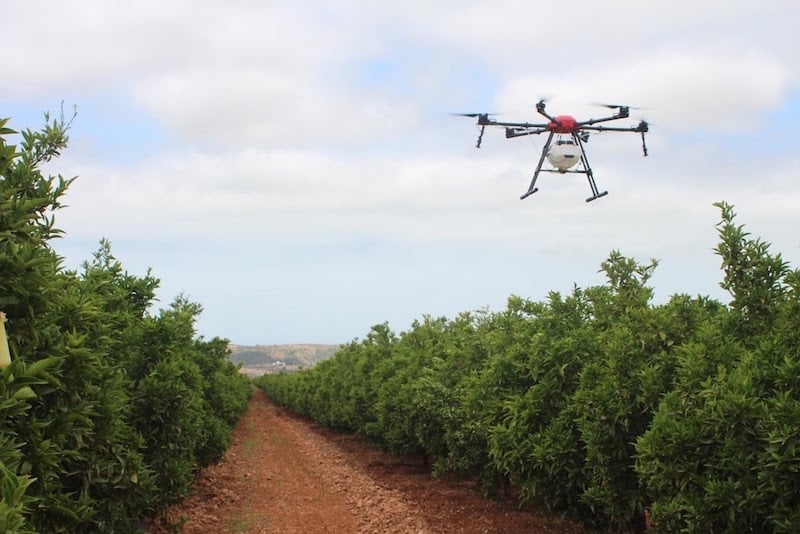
[1,111,251,532]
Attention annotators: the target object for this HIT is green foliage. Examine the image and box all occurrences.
[258,201,799,531]
[1,112,251,532]
[258,267,716,529]
[636,203,800,532]
[0,358,56,534]
[713,201,790,338]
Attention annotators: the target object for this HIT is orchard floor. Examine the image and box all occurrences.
[151,388,583,533]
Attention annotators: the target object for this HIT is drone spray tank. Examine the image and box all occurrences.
[546,136,581,172]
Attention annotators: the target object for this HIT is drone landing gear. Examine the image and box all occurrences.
[586,191,608,203]
[519,131,554,200]
[519,131,609,203]
[574,134,608,203]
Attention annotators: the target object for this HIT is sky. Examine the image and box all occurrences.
[2,1,799,346]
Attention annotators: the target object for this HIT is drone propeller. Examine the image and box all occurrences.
[592,102,623,109]
[591,102,644,110]
[449,112,496,118]
[535,96,553,109]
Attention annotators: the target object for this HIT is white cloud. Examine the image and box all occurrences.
[492,47,790,132]
[7,0,800,343]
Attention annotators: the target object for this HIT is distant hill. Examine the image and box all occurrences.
[229,343,339,376]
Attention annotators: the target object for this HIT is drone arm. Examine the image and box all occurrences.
[578,114,632,127]
[577,106,631,127]
[482,119,549,129]
[471,115,549,145]
[580,125,646,133]
[580,124,649,157]
[505,127,549,139]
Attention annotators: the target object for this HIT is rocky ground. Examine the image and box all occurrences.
[151,389,583,533]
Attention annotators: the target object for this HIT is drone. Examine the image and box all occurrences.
[453,100,649,202]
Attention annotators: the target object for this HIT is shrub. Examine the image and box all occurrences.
[1,111,251,531]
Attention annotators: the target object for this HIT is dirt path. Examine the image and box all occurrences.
[153,389,582,533]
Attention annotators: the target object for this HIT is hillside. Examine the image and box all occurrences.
[229,343,339,376]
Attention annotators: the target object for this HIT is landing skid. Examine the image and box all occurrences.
[586,191,608,203]
[520,187,539,200]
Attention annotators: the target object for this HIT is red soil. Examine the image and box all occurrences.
[152,389,583,533]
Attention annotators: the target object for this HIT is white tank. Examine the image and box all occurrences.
[546,138,580,171]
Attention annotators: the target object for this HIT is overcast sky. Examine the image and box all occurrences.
[2,1,799,345]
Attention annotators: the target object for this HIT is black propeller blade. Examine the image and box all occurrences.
[449,112,495,118]
[591,102,644,110]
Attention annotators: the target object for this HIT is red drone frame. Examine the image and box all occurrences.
[454,100,649,202]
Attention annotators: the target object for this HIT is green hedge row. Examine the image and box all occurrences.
[1,113,252,532]
[258,202,800,532]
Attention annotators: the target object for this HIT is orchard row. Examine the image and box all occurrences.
[258,202,800,532]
